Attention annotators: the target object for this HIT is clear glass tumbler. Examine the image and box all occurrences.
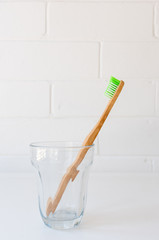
[30,141,94,230]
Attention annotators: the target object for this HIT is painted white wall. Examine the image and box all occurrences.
[0,1,158,172]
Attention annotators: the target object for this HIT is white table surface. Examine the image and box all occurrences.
[0,172,159,240]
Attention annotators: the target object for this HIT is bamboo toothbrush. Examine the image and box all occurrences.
[46,76,124,216]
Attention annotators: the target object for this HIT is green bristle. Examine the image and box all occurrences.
[105,76,120,99]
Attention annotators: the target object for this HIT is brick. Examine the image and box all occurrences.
[111,79,156,117]
[0,42,99,80]
[92,156,152,172]
[102,42,159,79]
[0,118,98,155]
[99,118,159,155]
[0,82,49,117]
[0,2,45,39]
[53,81,108,117]
[53,79,156,117]
[48,2,153,41]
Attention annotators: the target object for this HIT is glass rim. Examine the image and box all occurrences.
[30,141,95,149]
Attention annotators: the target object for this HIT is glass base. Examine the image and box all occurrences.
[42,209,83,230]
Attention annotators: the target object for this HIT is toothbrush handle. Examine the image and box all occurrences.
[46,80,124,216]
[46,165,79,216]
[73,80,125,168]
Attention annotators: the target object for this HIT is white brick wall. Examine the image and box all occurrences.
[0,3,45,39]
[52,80,156,117]
[0,82,49,117]
[0,118,97,155]
[0,42,99,80]
[52,81,108,117]
[101,42,159,79]
[111,80,156,117]
[99,118,159,156]
[48,2,153,41]
[0,1,158,173]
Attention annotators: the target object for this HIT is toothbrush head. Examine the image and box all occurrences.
[105,76,121,99]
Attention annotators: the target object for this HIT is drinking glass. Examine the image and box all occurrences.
[30,141,94,230]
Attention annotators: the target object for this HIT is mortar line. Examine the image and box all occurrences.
[151,158,155,172]
[155,80,158,116]
[0,39,159,43]
[99,42,102,79]
[49,83,52,115]
[44,1,48,37]
[153,2,156,38]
